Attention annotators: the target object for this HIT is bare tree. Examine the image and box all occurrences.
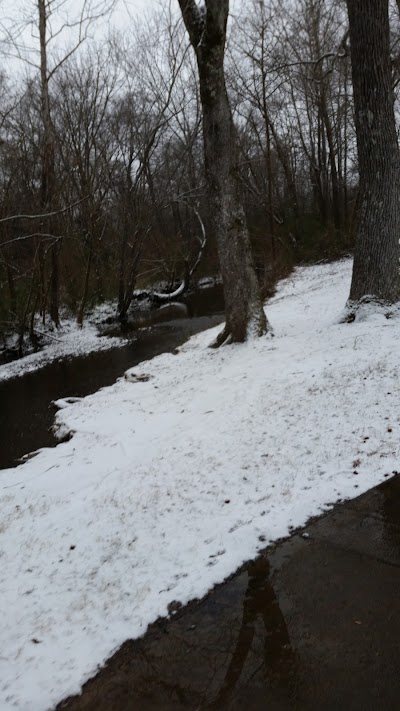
[54,48,119,324]
[230,0,300,279]
[178,0,269,345]
[0,0,116,327]
[110,9,191,320]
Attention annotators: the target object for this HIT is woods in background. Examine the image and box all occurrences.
[1,0,399,350]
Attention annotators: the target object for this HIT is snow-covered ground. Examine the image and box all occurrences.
[0,305,123,383]
[1,259,399,711]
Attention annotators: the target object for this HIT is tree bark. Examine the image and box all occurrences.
[347,0,400,304]
[178,0,269,343]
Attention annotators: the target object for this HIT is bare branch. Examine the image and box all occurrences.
[0,196,89,226]
[0,233,63,249]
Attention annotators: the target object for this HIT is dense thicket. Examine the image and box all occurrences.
[1,0,399,349]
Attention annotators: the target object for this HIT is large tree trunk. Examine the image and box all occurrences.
[347,0,400,304]
[178,0,269,344]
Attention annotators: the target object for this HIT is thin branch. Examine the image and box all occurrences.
[0,196,89,226]
[1,233,63,248]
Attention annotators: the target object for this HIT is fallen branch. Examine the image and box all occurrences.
[131,200,207,305]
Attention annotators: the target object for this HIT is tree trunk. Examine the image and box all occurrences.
[178,0,268,344]
[268,120,298,220]
[347,0,400,304]
[77,239,93,327]
[38,0,60,326]
[6,261,16,317]
[320,100,341,232]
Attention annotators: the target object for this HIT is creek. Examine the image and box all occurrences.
[0,285,224,470]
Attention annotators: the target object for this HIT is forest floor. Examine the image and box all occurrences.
[1,258,400,710]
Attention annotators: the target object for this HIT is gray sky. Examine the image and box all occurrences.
[0,0,246,78]
[0,0,155,76]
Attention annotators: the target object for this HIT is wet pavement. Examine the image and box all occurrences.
[57,474,400,711]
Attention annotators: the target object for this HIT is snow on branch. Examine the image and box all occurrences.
[133,200,207,304]
[0,196,89,228]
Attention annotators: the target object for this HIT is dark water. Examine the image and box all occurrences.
[0,286,224,470]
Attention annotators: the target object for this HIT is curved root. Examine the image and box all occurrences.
[209,326,233,348]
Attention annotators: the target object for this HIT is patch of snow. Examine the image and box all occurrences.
[158,301,188,314]
[0,308,123,383]
[197,275,220,288]
[1,258,400,710]
[338,296,400,323]
[53,397,83,410]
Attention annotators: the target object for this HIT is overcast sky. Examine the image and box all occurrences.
[0,0,245,78]
[0,0,155,76]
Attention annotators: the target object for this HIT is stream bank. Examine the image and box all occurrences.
[0,285,224,469]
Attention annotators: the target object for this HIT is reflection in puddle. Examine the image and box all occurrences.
[211,557,295,709]
[59,555,298,711]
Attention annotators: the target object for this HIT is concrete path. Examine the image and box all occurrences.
[58,475,400,711]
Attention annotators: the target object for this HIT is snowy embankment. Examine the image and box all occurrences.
[1,259,399,711]
[0,305,122,383]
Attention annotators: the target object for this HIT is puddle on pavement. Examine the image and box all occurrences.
[375,475,400,557]
[0,285,224,470]
[58,555,299,711]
